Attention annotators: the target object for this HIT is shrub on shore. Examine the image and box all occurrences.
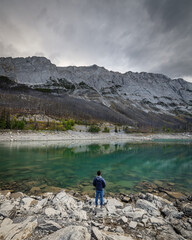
[103,126,110,133]
[88,125,101,133]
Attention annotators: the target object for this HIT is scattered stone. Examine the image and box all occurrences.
[91,221,101,227]
[116,226,124,233]
[122,196,131,203]
[129,221,137,229]
[119,216,128,224]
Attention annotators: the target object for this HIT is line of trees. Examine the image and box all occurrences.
[0,109,25,130]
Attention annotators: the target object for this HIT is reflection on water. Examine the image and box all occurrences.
[0,140,192,195]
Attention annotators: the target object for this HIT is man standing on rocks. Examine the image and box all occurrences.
[93,170,106,208]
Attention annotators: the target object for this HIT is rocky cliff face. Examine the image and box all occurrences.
[0,56,192,128]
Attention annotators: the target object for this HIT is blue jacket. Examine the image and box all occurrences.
[93,176,106,191]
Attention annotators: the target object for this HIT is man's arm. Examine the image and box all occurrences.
[93,178,96,187]
[102,178,106,188]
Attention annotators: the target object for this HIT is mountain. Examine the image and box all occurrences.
[0,56,192,129]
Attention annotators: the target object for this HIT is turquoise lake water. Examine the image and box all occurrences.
[0,140,192,195]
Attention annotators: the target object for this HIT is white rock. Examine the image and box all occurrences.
[0,201,15,217]
[72,210,87,221]
[136,199,160,217]
[106,198,123,214]
[92,227,133,240]
[116,226,124,233]
[107,198,123,208]
[120,216,128,224]
[150,216,165,226]
[0,216,37,240]
[45,207,60,217]
[41,225,91,240]
[53,191,77,210]
[129,221,137,229]
[92,227,103,240]
[22,197,35,210]
[1,218,13,227]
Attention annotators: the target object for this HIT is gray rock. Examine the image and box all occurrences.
[122,196,131,203]
[149,216,166,226]
[53,191,77,210]
[72,210,87,221]
[129,221,137,229]
[91,221,101,227]
[92,227,104,240]
[38,219,62,232]
[0,201,15,217]
[145,193,173,209]
[116,226,124,233]
[41,225,91,240]
[0,216,37,240]
[92,227,133,240]
[122,205,134,214]
[22,197,36,210]
[162,205,184,219]
[45,207,60,217]
[1,218,13,227]
[119,216,128,224]
[10,192,24,199]
[181,203,192,217]
[126,209,148,221]
[106,198,123,214]
[136,199,160,216]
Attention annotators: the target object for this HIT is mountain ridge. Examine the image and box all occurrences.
[0,56,192,129]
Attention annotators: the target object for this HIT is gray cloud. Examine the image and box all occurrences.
[0,0,192,82]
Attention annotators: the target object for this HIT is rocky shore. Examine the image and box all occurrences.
[0,189,192,240]
[0,130,192,142]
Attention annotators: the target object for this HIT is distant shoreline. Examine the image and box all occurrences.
[0,130,192,142]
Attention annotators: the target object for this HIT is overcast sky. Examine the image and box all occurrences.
[0,0,192,82]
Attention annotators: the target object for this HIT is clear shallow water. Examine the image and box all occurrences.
[0,141,192,195]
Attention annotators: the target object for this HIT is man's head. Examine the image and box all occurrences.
[97,170,101,176]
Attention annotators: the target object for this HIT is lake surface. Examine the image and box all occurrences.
[0,140,192,195]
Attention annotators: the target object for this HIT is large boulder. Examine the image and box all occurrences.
[106,198,123,214]
[45,207,60,218]
[181,203,192,217]
[53,191,77,210]
[0,216,37,240]
[41,225,91,240]
[136,199,160,216]
[0,200,15,218]
[92,227,134,240]
[37,219,61,232]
